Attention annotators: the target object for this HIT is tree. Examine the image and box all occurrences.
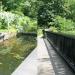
[37,0,65,27]
[37,4,54,28]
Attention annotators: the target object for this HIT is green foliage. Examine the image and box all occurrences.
[50,16,75,32]
[0,0,38,18]
[49,26,58,32]
[37,0,65,27]
[0,0,37,32]
[37,0,75,35]
[0,11,37,32]
[37,4,54,28]
[22,18,37,32]
[20,1,31,16]
[0,12,16,30]
[0,18,7,29]
[20,0,38,18]
[1,0,21,11]
[16,16,37,32]
[29,20,37,32]
[1,0,75,34]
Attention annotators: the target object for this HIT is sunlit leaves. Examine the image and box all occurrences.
[0,12,16,29]
[52,16,75,32]
[0,12,15,24]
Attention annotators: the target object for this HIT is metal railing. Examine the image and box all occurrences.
[44,30,75,71]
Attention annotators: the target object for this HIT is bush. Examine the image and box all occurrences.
[49,26,58,32]
[49,16,75,32]
[0,12,37,32]
[0,12,17,30]
[0,18,7,29]
[28,20,37,32]
[17,16,37,32]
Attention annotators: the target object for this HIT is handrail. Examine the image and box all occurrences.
[44,30,75,39]
[44,30,75,72]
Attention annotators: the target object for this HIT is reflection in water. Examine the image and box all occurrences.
[0,35,36,75]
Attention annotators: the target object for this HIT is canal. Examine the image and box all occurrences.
[0,34,36,75]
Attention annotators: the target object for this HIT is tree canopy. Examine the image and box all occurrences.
[37,0,75,34]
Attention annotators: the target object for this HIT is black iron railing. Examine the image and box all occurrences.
[44,30,75,71]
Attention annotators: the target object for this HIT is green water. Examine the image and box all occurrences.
[0,35,36,75]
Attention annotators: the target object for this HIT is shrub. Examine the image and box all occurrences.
[49,16,75,32]
[0,18,7,29]
[0,12,16,30]
[17,16,37,32]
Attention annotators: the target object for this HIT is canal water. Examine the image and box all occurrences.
[0,35,36,75]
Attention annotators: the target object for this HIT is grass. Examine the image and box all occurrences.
[0,35,36,75]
